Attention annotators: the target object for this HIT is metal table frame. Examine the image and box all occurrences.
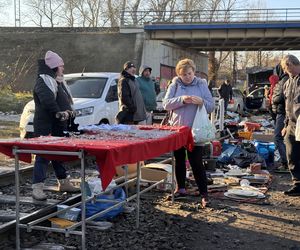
[13,147,175,250]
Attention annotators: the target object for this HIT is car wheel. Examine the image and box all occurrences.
[99,119,109,124]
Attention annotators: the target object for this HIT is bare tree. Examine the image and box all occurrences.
[24,0,64,27]
[0,53,37,90]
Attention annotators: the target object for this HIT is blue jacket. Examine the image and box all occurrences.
[163,77,215,127]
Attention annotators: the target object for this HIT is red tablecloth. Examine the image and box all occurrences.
[0,125,193,189]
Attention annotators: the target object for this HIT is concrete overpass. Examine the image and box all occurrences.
[121,8,300,51]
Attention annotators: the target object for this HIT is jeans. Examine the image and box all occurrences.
[284,123,300,186]
[32,156,67,184]
[174,146,207,195]
[224,99,229,114]
[274,113,287,165]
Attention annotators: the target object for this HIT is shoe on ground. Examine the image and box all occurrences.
[274,164,289,173]
[58,178,80,193]
[283,186,300,196]
[197,195,210,209]
[166,191,187,201]
[32,182,47,201]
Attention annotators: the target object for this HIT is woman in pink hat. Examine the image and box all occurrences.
[31,50,79,200]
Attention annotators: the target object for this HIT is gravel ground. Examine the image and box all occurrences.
[1,171,299,250]
[0,116,299,250]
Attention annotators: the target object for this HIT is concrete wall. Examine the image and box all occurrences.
[0,27,143,91]
[141,40,208,78]
[0,27,206,91]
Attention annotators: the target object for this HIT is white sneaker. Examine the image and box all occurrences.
[58,178,80,193]
[32,183,47,200]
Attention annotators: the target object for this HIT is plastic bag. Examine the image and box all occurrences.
[192,106,216,143]
[85,187,126,220]
[296,116,300,141]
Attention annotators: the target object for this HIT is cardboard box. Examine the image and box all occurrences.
[141,163,173,190]
[115,163,139,179]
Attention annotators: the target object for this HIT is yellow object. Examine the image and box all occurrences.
[238,131,253,140]
[48,217,76,228]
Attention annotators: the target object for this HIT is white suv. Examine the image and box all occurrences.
[20,72,120,138]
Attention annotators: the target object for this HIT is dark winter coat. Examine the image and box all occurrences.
[218,83,233,101]
[117,70,146,123]
[272,75,289,115]
[33,59,72,137]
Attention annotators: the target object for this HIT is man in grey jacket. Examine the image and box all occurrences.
[281,54,300,196]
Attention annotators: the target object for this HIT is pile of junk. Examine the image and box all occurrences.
[195,110,278,203]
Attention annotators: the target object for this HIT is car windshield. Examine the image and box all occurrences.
[249,88,264,98]
[66,77,108,98]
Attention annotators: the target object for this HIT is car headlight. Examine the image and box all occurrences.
[75,107,94,117]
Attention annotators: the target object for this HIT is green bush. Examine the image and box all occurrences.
[0,86,32,114]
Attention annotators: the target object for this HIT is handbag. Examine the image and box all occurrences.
[160,82,178,126]
[192,106,216,144]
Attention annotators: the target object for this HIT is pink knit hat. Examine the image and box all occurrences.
[45,50,64,69]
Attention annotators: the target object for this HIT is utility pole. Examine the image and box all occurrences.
[14,0,21,27]
[232,51,237,86]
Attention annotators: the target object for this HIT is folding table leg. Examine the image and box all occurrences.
[136,161,141,228]
[13,147,20,250]
[80,150,86,250]
[171,152,175,204]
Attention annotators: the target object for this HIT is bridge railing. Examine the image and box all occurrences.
[120,8,300,26]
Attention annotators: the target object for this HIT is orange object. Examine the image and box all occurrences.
[244,122,261,132]
[238,131,253,140]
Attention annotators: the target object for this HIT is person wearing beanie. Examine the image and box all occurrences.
[136,65,157,124]
[31,50,79,201]
[116,61,146,124]
[271,65,289,173]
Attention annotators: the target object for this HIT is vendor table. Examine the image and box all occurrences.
[0,125,193,250]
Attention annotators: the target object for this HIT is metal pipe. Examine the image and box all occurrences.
[13,147,20,250]
[80,150,86,250]
[136,161,141,228]
[171,152,175,204]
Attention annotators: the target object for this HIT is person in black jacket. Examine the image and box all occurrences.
[32,51,79,200]
[116,61,146,124]
[271,65,289,171]
[218,79,233,114]
[281,54,300,196]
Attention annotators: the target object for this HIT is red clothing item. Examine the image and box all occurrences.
[269,75,279,104]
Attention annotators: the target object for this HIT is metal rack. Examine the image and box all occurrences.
[12,147,175,250]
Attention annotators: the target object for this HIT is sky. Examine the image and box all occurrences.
[265,0,300,9]
[1,0,300,56]
[1,0,300,26]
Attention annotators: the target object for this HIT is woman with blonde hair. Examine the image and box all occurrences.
[163,58,215,208]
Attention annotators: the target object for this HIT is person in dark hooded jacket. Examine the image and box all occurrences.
[116,61,146,124]
[32,51,79,201]
[136,65,157,124]
[271,65,289,171]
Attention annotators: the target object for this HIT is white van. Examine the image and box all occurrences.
[19,72,120,138]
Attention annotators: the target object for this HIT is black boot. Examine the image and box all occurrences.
[283,185,300,196]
